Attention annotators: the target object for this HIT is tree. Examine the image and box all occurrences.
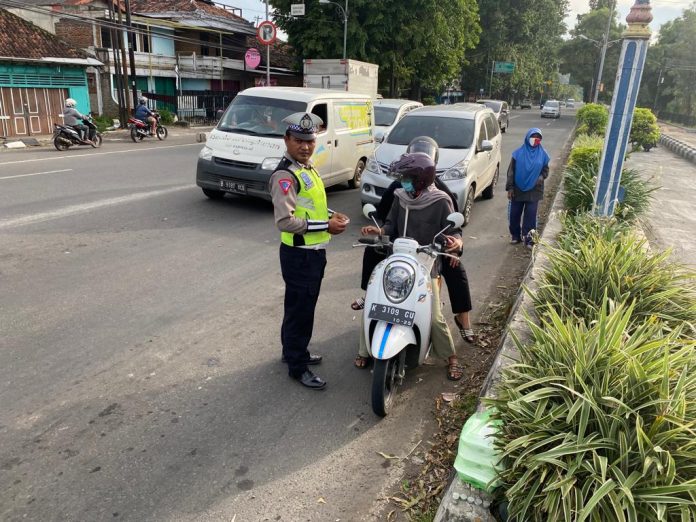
[269,0,480,98]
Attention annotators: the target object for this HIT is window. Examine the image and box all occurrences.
[374,106,398,126]
[100,27,112,48]
[484,115,499,139]
[477,121,487,150]
[217,95,306,137]
[134,25,150,53]
[387,116,475,149]
[310,103,328,133]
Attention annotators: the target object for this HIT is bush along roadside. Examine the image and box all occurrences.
[484,132,696,519]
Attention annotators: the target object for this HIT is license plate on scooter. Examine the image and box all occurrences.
[368,304,415,327]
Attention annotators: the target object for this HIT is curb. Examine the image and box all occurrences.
[433,130,575,522]
[659,133,696,165]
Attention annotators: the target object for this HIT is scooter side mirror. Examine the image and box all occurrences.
[362,204,377,220]
[447,212,465,229]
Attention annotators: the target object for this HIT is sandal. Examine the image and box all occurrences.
[453,316,477,344]
[351,297,365,310]
[447,357,464,381]
[354,355,371,369]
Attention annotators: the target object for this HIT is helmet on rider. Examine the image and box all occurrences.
[406,136,439,164]
[138,96,148,105]
[389,153,436,197]
[65,98,77,108]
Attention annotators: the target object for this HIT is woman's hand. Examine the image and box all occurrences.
[361,225,382,236]
[444,235,462,267]
[507,190,514,200]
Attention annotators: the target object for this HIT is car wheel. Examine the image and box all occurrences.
[462,187,474,226]
[202,188,225,200]
[482,166,499,200]
[348,159,365,189]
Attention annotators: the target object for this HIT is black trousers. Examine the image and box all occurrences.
[360,248,472,314]
[279,244,327,377]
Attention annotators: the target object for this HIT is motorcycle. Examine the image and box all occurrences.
[53,115,102,150]
[128,111,168,142]
[357,204,465,417]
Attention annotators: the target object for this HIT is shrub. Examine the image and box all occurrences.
[422,96,436,106]
[576,103,609,136]
[489,301,696,522]
[572,134,604,150]
[157,107,175,125]
[563,165,655,221]
[567,145,602,172]
[533,217,696,335]
[630,107,660,152]
[92,114,113,133]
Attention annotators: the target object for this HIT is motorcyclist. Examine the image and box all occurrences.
[134,96,156,135]
[62,98,90,142]
[356,153,464,381]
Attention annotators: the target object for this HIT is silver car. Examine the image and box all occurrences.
[541,100,561,119]
[360,104,502,226]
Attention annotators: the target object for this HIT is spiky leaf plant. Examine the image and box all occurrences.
[489,302,696,522]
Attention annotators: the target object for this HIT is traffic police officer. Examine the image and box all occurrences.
[270,112,349,389]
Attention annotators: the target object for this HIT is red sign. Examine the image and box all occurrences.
[257,21,277,45]
[245,48,261,69]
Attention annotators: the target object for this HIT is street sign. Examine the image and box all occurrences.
[291,3,305,16]
[493,61,515,74]
[257,21,277,45]
[245,48,261,69]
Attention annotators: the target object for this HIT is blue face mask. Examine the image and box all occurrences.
[401,180,415,193]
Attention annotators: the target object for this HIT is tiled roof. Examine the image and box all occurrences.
[0,8,86,60]
[131,0,248,23]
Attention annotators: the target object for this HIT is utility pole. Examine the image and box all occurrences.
[116,2,132,115]
[124,0,138,110]
[593,0,615,103]
[653,65,664,111]
[265,0,270,86]
[107,0,127,126]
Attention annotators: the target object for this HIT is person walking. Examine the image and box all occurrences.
[506,128,550,247]
[270,112,349,390]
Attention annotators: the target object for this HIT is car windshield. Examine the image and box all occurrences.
[217,95,306,136]
[375,106,398,126]
[386,116,475,149]
[545,101,559,108]
[480,101,502,112]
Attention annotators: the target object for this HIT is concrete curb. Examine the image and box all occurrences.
[434,130,575,522]
[659,133,696,165]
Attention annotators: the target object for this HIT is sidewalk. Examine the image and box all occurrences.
[1,125,213,150]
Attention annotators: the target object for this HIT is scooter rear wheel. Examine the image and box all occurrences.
[53,136,70,151]
[130,127,139,143]
[371,356,399,417]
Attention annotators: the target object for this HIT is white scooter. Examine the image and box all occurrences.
[356,204,465,417]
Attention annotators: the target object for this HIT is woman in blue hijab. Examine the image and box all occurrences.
[505,128,550,247]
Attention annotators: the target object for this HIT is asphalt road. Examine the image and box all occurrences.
[0,110,576,521]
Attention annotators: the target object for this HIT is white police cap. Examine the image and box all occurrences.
[282,112,324,140]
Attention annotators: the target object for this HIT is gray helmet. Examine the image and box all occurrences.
[138,96,148,105]
[407,136,439,164]
[65,98,77,108]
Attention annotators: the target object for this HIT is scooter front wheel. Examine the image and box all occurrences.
[156,125,168,140]
[91,134,103,148]
[371,356,399,417]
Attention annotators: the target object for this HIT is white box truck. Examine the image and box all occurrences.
[303,59,379,98]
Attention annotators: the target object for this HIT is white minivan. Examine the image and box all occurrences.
[196,87,375,200]
[360,104,502,226]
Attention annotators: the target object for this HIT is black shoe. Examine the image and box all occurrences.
[281,354,322,365]
[293,370,327,390]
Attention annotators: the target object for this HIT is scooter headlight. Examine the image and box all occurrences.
[383,261,415,304]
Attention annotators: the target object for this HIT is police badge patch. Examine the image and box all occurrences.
[300,171,314,189]
[278,178,293,194]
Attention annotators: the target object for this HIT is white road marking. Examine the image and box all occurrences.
[0,185,191,230]
[0,169,73,181]
[0,143,202,166]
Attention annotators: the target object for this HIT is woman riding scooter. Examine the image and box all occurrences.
[357,153,464,381]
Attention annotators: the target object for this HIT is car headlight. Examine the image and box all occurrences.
[440,162,468,181]
[383,261,415,304]
[366,156,380,174]
[198,145,213,161]
[261,157,281,170]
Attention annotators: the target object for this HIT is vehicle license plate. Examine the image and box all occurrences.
[368,303,415,327]
[220,180,247,194]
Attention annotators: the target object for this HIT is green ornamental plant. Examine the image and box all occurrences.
[576,103,609,136]
[533,218,696,336]
[567,145,602,172]
[631,108,660,152]
[489,301,696,522]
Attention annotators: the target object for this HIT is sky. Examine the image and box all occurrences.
[220,0,693,39]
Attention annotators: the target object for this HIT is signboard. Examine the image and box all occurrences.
[291,3,305,16]
[493,61,515,74]
[245,48,261,69]
[257,21,277,45]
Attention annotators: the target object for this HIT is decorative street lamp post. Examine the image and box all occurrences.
[593,0,653,217]
[319,0,349,59]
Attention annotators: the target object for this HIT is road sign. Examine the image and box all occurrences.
[493,61,515,74]
[291,3,305,16]
[245,48,261,69]
[257,21,277,45]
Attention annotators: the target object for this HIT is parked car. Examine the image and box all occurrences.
[541,100,561,119]
[197,87,375,201]
[373,99,423,143]
[475,99,510,133]
[520,99,533,109]
[566,98,575,108]
[361,103,502,226]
